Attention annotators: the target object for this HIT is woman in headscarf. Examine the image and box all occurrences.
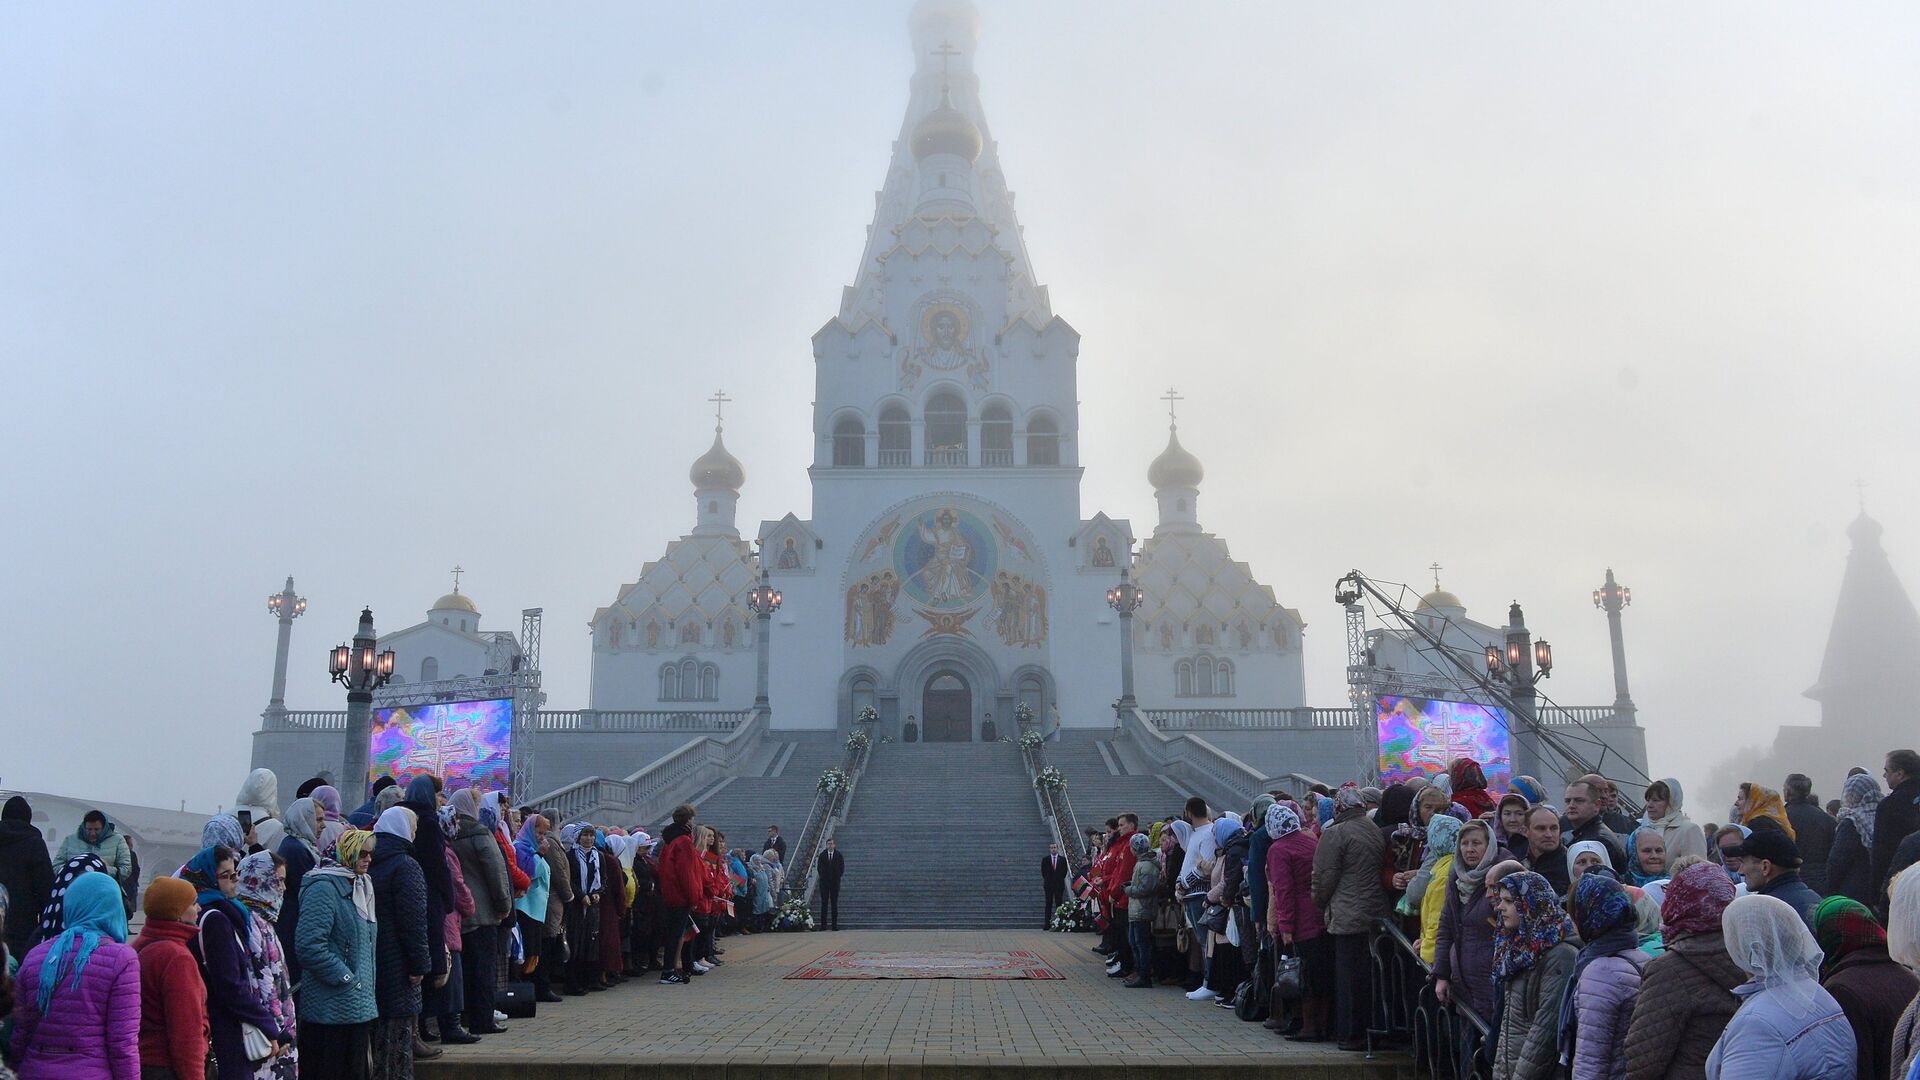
[235,851,298,1080]
[1561,874,1646,1079]
[510,814,551,990]
[1508,775,1548,806]
[202,814,246,855]
[1488,870,1577,1080]
[1732,782,1795,841]
[1401,813,1459,965]
[595,830,631,987]
[1245,794,1276,941]
[562,822,603,995]
[1640,778,1707,864]
[369,807,430,1080]
[1887,865,1920,1080]
[444,789,508,1037]
[426,806,475,1046]
[311,785,348,853]
[183,842,289,1080]
[9,872,140,1078]
[1496,792,1532,861]
[1449,758,1496,820]
[1264,801,1331,1041]
[1433,819,1500,1022]
[234,769,285,852]
[1705,894,1854,1078]
[1567,840,1613,889]
[1623,825,1668,889]
[749,853,775,932]
[1202,814,1249,1002]
[397,775,454,1007]
[1157,819,1191,989]
[1812,895,1917,1080]
[36,852,106,943]
[275,796,322,982]
[296,829,378,1080]
[1827,772,1883,906]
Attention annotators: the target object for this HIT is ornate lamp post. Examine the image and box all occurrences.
[264,576,307,722]
[746,568,783,714]
[1106,566,1145,710]
[1592,568,1634,712]
[1484,602,1551,776]
[330,607,395,796]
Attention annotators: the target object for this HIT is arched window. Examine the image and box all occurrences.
[1216,660,1234,695]
[833,417,866,466]
[680,659,698,697]
[981,403,1013,465]
[1027,415,1059,465]
[660,664,679,700]
[878,405,910,466]
[700,664,719,700]
[1175,659,1193,697]
[1196,655,1215,696]
[420,657,439,682]
[925,391,967,464]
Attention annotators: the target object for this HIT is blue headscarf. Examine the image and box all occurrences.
[403,773,438,806]
[513,815,542,877]
[1317,798,1336,828]
[1626,825,1665,887]
[35,872,127,1013]
[201,814,244,852]
[1212,815,1243,848]
[181,844,249,929]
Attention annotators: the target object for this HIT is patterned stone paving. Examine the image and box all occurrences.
[416,929,1411,1078]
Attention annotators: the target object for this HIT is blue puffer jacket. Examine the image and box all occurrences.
[369,835,429,1019]
[1705,978,1856,1079]
[294,868,377,1026]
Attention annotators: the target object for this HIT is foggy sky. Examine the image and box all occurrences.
[4,3,1917,813]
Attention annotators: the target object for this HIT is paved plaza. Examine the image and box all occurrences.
[418,929,1411,1079]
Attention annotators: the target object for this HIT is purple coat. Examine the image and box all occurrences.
[1573,951,1648,1080]
[190,903,285,1080]
[1264,830,1326,941]
[1431,871,1497,1019]
[9,937,141,1080]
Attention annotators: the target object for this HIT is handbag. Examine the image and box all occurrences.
[552,932,570,966]
[499,980,537,1020]
[1198,902,1229,935]
[1234,940,1273,1022]
[240,1022,274,1064]
[1272,950,1306,1002]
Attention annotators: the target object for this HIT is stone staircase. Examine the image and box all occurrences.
[1043,731,1186,829]
[664,732,844,853]
[830,740,1052,930]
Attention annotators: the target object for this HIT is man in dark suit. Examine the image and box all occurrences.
[815,837,844,931]
[765,825,787,863]
[1041,842,1069,928]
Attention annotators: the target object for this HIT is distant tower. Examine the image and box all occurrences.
[690,390,746,539]
[1592,568,1635,714]
[1147,390,1203,536]
[264,576,306,721]
[1804,511,1920,730]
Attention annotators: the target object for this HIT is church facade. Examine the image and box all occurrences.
[584,0,1303,741]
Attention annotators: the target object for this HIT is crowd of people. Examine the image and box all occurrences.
[0,769,802,1080]
[1072,749,1920,1079]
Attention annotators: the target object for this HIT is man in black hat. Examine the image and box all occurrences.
[1726,828,1822,932]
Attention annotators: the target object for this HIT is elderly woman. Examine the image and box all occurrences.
[1888,866,1920,1080]
[1265,802,1330,1041]
[275,796,323,983]
[1626,860,1746,1079]
[749,853,775,932]
[234,851,298,1080]
[369,808,430,1080]
[1433,820,1500,1023]
[1813,895,1917,1080]
[446,789,510,1036]
[562,823,603,995]
[297,829,378,1080]
[1827,772,1883,906]
[1488,870,1577,1080]
[1705,894,1853,1078]
[1625,827,1667,889]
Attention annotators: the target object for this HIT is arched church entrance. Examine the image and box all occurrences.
[922,670,972,742]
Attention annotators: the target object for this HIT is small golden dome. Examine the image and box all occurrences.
[912,100,982,162]
[1416,589,1464,613]
[432,591,478,614]
[1148,428,1204,491]
[690,429,746,491]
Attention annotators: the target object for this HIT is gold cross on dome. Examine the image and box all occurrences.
[708,389,731,426]
[1160,387,1184,426]
[451,564,465,593]
[1429,562,1443,591]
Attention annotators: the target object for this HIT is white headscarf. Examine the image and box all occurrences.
[373,806,418,843]
[1721,893,1824,1009]
[1889,864,1920,974]
[1566,840,1611,883]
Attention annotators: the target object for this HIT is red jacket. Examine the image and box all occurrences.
[494,828,532,897]
[1106,834,1138,911]
[700,854,729,915]
[133,919,209,1074]
[656,827,704,909]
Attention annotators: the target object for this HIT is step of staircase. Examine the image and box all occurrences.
[1042,732,1187,831]
[657,732,845,851]
[830,740,1054,930]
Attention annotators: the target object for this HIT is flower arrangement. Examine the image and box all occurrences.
[845,729,871,752]
[1034,766,1066,792]
[1049,899,1092,932]
[1018,729,1045,750]
[776,896,816,932]
[1015,702,1036,725]
[817,767,849,795]
[856,705,879,725]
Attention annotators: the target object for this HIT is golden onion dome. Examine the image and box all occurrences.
[1416,589,1465,613]
[689,428,746,492]
[431,591,478,614]
[912,98,982,162]
[1147,428,1204,491]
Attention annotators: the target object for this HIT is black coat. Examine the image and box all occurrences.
[1872,777,1920,904]
[1828,818,1874,906]
[0,818,52,959]
[1785,796,1836,893]
[401,796,454,976]
[765,835,788,862]
[370,834,430,1018]
[275,834,318,982]
[1040,854,1068,889]
[816,850,844,886]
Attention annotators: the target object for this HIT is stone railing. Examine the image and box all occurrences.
[1144,707,1360,730]
[261,710,350,731]
[789,735,872,904]
[533,709,751,732]
[1115,704,1267,811]
[527,709,768,825]
[1018,734,1088,866]
[1538,705,1633,727]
